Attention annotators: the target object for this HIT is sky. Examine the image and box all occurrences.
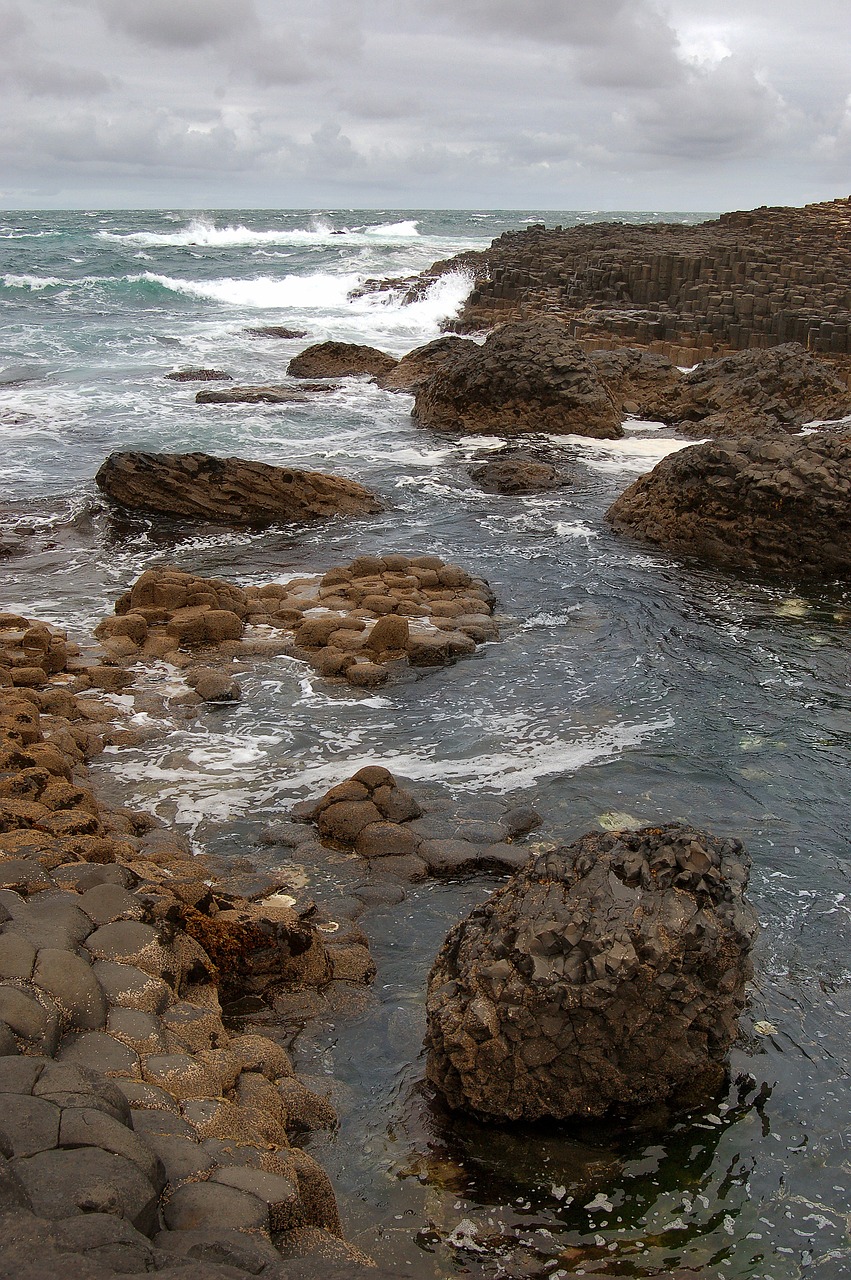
[2,0,850,211]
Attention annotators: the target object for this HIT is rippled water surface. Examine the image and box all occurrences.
[1,209,849,1278]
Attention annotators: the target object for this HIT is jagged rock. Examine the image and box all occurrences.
[165,369,232,382]
[425,824,758,1122]
[288,341,397,381]
[95,451,381,526]
[378,336,474,392]
[245,326,308,339]
[587,347,683,417]
[656,343,851,437]
[606,432,851,577]
[195,383,336,405]
[412,319,622,438]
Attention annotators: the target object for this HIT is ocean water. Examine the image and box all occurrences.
[1,209,850,1279]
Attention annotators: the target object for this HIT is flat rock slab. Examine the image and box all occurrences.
[13,1146,161,1233]
[95,451,381,526]
[195,383,337,404]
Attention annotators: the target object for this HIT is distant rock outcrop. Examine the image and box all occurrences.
[426,824,758,1122]
[655,343,851,438]
[606,432,851,577]
[287,341,398,381]
[95,451,381,527]
[412,319,622,439]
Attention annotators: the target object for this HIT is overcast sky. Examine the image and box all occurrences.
[2,0,850,210]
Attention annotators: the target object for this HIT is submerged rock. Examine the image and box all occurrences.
[244,326,309,339]
[425,823,758,1122]
[195,383,336,405]
[412,318,622,439]
[287,341,398,381]
[95,451,381,527]
[605,432,851,578]
[655,343,851,437]
[468,445,572,494]
[164,369,232,383]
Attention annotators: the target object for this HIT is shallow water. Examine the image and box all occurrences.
[1,208,849,1278]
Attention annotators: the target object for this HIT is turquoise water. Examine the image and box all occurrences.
[1,209,849,1278]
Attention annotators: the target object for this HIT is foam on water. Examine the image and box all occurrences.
[97,216,423,249]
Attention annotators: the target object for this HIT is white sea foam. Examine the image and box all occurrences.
[97,216,421,249]
[550,431,697,475]
[2,274,66,290]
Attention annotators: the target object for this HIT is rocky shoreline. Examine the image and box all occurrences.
[3,194,850,1278]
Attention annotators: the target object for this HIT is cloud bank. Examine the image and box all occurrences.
[1,0,849,208]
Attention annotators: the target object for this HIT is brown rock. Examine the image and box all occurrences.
[95,451,381,526]
[288,341,397,381]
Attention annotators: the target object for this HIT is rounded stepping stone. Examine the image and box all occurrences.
[58,1107,164,1189]
[0,983,61,1054]
[107,1007,170,1055]
[58,1030,141,1078]
[162,1180,269,1233]
[141,1053,222,1101]
[92,961,171,1014]
[130,1107,195,1140]
[141,1131,214,1185]
[114,1079,182,1114]
[0,931,36,982]
[0,1096,60,1157]
[152,1226,283,1272]
[14,1147,160,1233]
[79,884,143,926]
[212,1164,299,1232]
[52,864,135,893]
[85,922,171,980]
[34,1061,133,1125]
[33,947,108,1029]
[0,1056,46,1094]
[161,1002,224,1052]
[51,1214,159,1274]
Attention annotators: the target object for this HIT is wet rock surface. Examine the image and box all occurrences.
[468,445,572,495]
[412,319,622,439]
[195,383,337,405]
[655,343,851,437]
[164,369,232,383]
[98,554,499,690]
[291,767,541,882]
[0,614,382,1277]
[244,326,309,339]
[95,451,381,527]
[378,336,475,392]
[425,824,758,1122]
[605,431,851,577]
[287,341,398,381]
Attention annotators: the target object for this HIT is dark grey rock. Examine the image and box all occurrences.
[57,1030,140,1078]
[152,1225,284,1272]
[162,1180,270,1233]
[51,864,135,893]
[91,961,171,1014]
[106,1007,169,1054]
[78,884,142,927]
[0,1098,60,1159]
[418,839,489,875]
[58,1107,164,1189]
[51,1213,160,1274]
[499,805,543,837]
[33,1062,132,1125]
[130,1108,195,1140]
[33,949,107,1030]
[13,1147,161,1232]
[84,921,161,967]
[142,1131,214,1185]
[113,1079,180,1113]
[0,985,61,1055]
[0,1056,43,1094]
[0,1156,32,1211]
[0,1023,19,1055]
[0,933,36,982]
[212,1165,299,1232]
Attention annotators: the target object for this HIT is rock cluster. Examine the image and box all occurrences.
[390,197,851,364]
[605,432,851,578]
[95,451,381,527]
[425,824,758,1123]
[287,341,398,381]
[291,767,541,882]
[412,319,622,439]
[0,614,380,1277]
[97,555,499,691]
[655,344,851,437]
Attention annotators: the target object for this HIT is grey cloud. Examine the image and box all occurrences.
[96,0,257,49]
[11,61,114,98]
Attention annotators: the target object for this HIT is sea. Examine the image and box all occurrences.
[1,209,849,1279]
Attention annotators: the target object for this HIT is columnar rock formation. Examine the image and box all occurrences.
[95,451,381,526]
[387,197,851,367]
[426,824,758,1123]
[605,432,851,578]
[96,554,499,690]
[0,612,379,1277]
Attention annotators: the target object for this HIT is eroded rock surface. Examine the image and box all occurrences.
[378,336,474,393]
[468,445,572,495]
[425,824,758,1122]
[412,319,622,439]
[656,344,851,437]
[288,341,398,381]
[165,369,232,383]
[95,451,381,527]
[195,383,336,405]
[605,432,851,577]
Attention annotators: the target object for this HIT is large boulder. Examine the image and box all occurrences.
[587,347,683,418]
[655,343,851,438]
[468,445,571,494]
[287,341,398,381]
[412,318,622,438]
[425,824,758,1122]
[605,432,851,578]
[95,452,381,527]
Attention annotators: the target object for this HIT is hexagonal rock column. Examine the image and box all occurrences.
[425,824,758,1122]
